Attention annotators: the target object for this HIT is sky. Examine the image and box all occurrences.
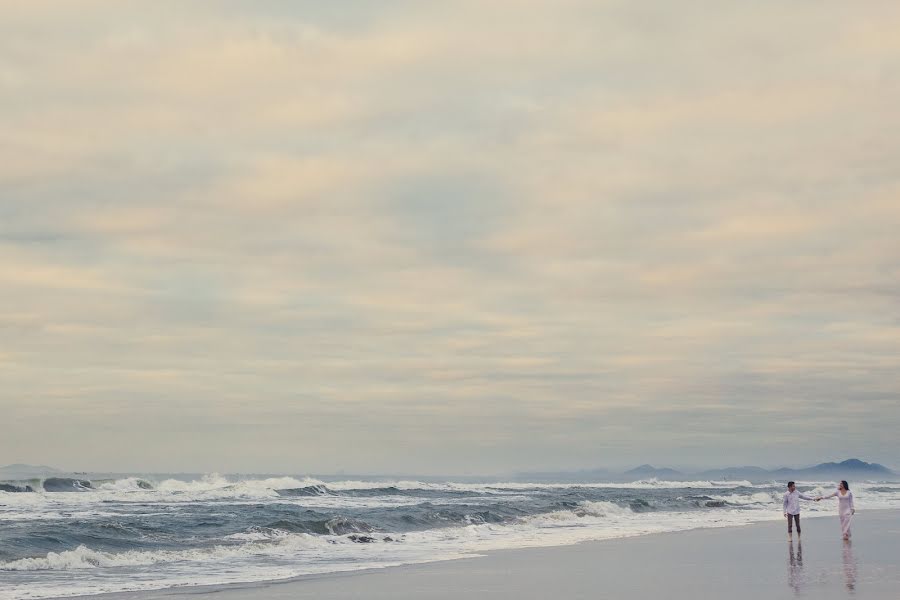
[1,1,899,475]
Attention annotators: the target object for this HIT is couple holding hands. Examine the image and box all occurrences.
[783,480,855,541]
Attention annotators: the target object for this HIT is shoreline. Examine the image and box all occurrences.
[62,509,900,600]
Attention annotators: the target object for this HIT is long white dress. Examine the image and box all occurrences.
[822,489,855,538]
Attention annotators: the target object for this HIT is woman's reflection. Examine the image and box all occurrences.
[842,539,858,592]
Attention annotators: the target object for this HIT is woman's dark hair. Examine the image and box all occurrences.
[840,480,850,491]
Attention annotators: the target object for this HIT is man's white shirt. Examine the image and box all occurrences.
[783,489,815,515]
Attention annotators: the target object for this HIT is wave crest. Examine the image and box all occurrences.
[0,534,329,572]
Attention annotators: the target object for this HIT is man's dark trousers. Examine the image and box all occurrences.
[787,514,800,534]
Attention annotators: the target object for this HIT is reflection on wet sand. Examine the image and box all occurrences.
[787,540,804,595]
[842,540,857,592]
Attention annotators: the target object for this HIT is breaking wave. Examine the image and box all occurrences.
[3,473,900,600]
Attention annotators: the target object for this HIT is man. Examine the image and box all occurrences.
[783,481,816,540]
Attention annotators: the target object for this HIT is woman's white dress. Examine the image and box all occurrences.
[822,489,855,538]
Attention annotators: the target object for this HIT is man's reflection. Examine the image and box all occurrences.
[787,539,804,595]
[842,539,857,592]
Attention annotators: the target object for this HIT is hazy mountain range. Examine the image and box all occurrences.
[516,459,896,483]
[1,459,896,483]
[0,463,62,479]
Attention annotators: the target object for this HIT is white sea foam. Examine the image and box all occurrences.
[0,501,773,579]
[94,477,154,492]
[708,492,778,505]
[4,475,899,514]
[0,534,329,571]
[1,475,765,505]
[0,475,768,519]
[321,479,761,492]
[4,474,900,600]
[154,474,320,497]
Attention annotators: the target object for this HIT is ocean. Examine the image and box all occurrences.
[2,474,899,599]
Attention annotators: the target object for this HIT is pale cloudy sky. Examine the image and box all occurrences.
[1,1,899,475]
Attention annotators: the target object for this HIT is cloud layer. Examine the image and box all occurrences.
[2,1,899,473]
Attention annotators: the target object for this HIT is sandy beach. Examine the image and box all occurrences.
[81,509,900,600]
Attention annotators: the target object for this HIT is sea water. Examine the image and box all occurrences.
[2,474,899,599]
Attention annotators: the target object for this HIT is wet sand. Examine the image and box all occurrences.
[84,510,900,600]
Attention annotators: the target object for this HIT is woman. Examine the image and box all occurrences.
[818,480,855,540]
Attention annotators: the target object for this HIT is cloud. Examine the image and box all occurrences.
[1,1,898,473]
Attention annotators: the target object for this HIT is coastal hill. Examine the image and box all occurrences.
[697,459,894,482]
[622,464,684,480]
[517,459,896,483]
[0,463,62,479]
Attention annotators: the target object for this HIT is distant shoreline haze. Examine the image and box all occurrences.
[1,458,894,484]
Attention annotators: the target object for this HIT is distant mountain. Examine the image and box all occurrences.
[688,459,894,483]
[772,459,894,480]
[515,459,895,484]
[622,464,684,479]
[0,464,62,479]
